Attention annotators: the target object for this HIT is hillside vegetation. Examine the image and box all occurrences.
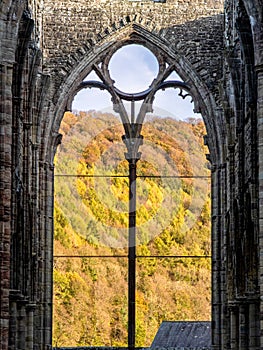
[53,111,211,347]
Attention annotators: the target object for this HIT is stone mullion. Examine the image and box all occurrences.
[21,124,31,297]
[42,162,54,348]
[35,161,45,349]
[211,164,223,350]
[12,69,26,295]
[27,54,43,342]
[227,143,239,348]
[219,162,229,349]
[31,142,40,304]
[27,141,40,348]
[227,144,235,299]
[236,132,246,295]
[256,64,263,350]
[0,62,14,350]
[10,95,20,294]
[35,159,53,349]
[23,121,33,299]
[22,54,32,299]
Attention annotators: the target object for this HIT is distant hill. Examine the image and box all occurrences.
[53,111,211,347]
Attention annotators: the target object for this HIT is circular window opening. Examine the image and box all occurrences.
[109,44,159,93]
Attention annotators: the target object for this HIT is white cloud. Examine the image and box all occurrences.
[109,44,159,92]
[152,89,197,120]
[72,89,113,112]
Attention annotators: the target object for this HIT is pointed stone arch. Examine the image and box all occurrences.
[40,21,226,348]
[43,22,225,169]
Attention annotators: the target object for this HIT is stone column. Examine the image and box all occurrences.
[8,290,21,350]
[230,305,237,350]
[249,301,260,349]
[220,163,228,348]
[256,63,263,350]
[37,161,54,349]
[31,143,40,304]
[0,62,14,350]
[44,163,54,347]
[211,164,222,350]
[239,303,248,350]
[26,304,36,350]
[17,300,27,350]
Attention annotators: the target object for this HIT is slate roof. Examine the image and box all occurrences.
[151,321,211,348]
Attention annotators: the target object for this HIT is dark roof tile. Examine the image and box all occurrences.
[151,321,211,348]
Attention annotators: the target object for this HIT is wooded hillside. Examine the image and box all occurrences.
[53,111,211,347]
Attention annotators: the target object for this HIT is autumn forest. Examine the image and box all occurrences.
[53,111,211,347]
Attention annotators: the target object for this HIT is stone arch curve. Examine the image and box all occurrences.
[44,22,224,168]
[43,21,225,347]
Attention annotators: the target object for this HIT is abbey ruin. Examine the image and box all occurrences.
[0,0,263,349]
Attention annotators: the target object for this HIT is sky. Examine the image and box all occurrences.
[72,44,201,121]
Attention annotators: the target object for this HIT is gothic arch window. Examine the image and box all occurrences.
[53,43,211,348]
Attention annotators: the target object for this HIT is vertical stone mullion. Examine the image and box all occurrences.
[211,165,222,350]
[43,162,54,347]
[220,163,229,348]
[23,122,33,299]
[31,142,40,302]
[36,160,46,349]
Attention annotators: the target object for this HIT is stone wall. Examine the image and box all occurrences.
[212,0,263,349]
[0,3,25,349]
[42,0,224,61]
[40,0,225,171]
[0,1,51,349]
[42,0,224,109]
[1,0,263,349]
[28,0,43,45]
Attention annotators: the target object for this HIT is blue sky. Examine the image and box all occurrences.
[72,45,201,121]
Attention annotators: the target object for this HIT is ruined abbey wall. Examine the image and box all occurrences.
[1,0,263,349]
[40,0,225,173]
[43,0,223,60]
[42,0,224,105]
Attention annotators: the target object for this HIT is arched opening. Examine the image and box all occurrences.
[52,43,212,348]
